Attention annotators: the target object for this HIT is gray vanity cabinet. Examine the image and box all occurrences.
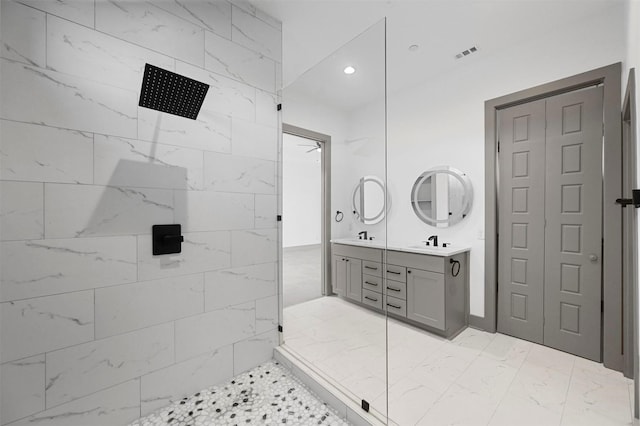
[332,255,347,297]
[332,255,362,301]
[332,242,468,339]
[406,268,445,330]
[332,244,383,304]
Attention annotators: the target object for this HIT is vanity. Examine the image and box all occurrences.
[331,239,470,339]
[335,166,474,338]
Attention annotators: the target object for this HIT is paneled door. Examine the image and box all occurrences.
[498,86,604,361]
[497,99,546,344]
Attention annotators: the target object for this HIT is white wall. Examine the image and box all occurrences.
[283,133,321,247]
[385,2,627,317]
[0,1,280,424]
[282,91,355,237]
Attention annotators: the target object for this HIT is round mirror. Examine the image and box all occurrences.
[352,176,390,225]
[411,166,473,227]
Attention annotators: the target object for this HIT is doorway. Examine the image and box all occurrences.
[281,124,331,308]
[496,86,604,361]
[484,63,624,371]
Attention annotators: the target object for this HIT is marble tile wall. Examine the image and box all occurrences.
[0,1,281,424]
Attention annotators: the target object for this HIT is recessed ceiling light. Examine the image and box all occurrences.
[408,44,419,52]
[344,66,356,75]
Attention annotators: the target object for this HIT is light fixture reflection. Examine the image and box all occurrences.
[343,66,356,75]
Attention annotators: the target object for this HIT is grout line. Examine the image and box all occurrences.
[93,288,96,340]
[91,133,95,185]
[41,181,46,239]
[139,376,142,419]
[41,376,141,417]
[559,357,577,425]
[44,351,47,410]
[485,351,527,425]
[44,12,48,69]
[12,2,279,94]
[135,235,139,282]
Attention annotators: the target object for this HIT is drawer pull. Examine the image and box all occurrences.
[387,286,401,292]
[387,303,401,309]
[365,281,378,286]
[364,266,378,270]
[364,296,378,302]
[387,270,401,275]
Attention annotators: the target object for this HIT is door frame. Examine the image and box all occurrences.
[621,68,638,414]
[482,63,623,371]
[281,123,332,298]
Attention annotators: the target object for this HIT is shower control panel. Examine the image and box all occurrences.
[153,224,184,255]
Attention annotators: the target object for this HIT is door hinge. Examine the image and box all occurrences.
[277,103,282,111]
[278,324,283,332]
[497,141,500,153]
[601,300,604,313]
[277,215,282,222]
[602,123,605,136]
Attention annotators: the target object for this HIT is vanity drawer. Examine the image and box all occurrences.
[385,264,407,283]
[362,261,382,277]
[387,250,444,274]
[385,295,407,318]
[385,280,406,300]
[333,244,382,263]
[362,274,382,293]
[362,288,383,310]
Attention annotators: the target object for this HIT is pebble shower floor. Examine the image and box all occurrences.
[131,361,350,426]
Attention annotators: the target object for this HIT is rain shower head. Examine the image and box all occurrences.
[138,63,209,120]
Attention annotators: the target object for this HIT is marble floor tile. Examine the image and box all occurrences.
[489,393,563,426]
[563,362,633,426]
[379,376,441,426]
[416,383,501,426]
[281,296,634,426]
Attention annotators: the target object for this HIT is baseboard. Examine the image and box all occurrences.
[273,346,385,426]
[469,314,494,332]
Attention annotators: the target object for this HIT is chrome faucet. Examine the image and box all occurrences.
[358,231,368,240]
[427,235,438,247]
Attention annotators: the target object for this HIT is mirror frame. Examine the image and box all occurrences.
[411,166,473,227]
[352,175,390,225]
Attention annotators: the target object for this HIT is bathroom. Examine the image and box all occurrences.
[0,0,638,425]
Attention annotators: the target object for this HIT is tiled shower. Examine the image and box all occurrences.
[0,1,281,424]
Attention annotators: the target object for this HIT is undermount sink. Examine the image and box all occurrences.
[407,244,449,249]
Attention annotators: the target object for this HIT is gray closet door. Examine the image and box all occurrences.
[498,86,604,360]
[497,99,547,344]
[543,86,603,361]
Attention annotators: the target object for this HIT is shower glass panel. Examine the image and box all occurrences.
[280,19,388,423]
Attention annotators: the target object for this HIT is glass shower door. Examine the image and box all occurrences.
[279,19,389,424]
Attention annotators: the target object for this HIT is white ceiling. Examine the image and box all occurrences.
[251,0,624,111]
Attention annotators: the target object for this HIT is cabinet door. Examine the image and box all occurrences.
[332,255,347,297]
[406,268,445,330]
[346,257,362,302]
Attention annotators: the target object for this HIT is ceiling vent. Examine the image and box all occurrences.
[455,45,479,60]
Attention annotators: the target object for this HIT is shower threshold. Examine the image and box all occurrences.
[130,360,350,426]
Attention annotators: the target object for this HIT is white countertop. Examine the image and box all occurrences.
[330,238,471,257]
